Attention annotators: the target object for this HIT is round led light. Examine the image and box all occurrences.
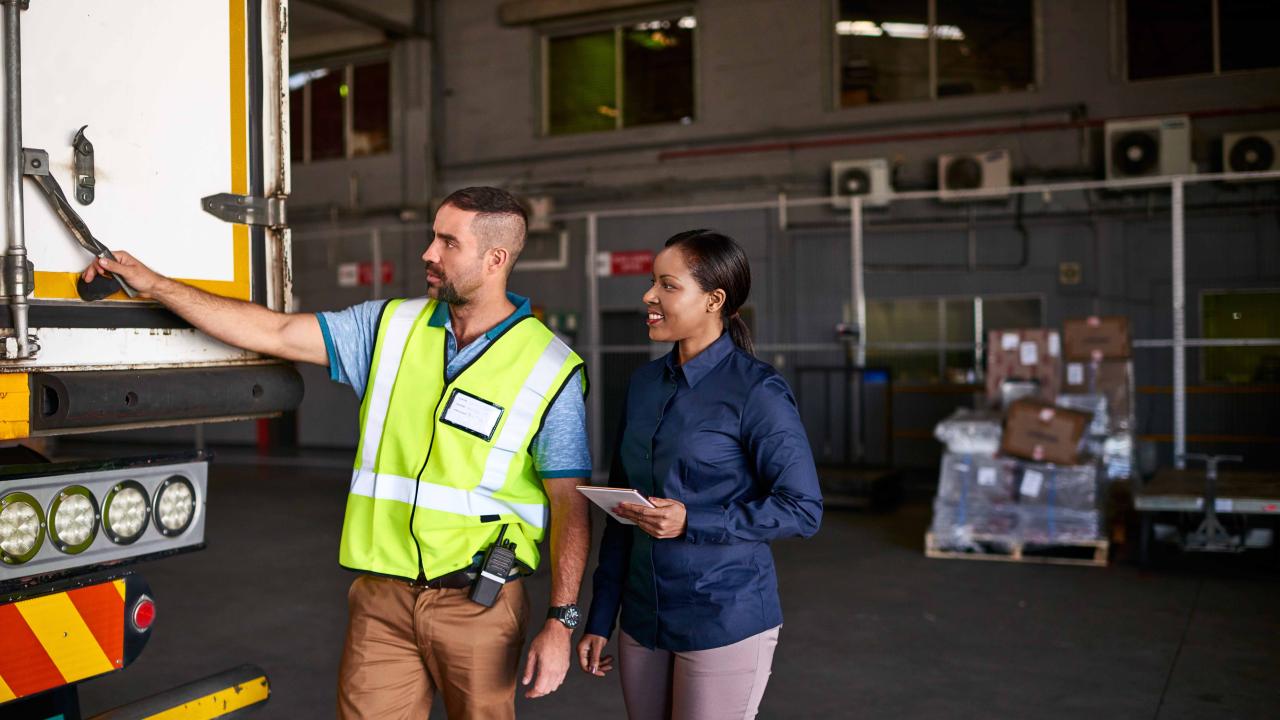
[49,486,99,554]
[103,481,150,545]
[0,491,45,565]
[154,476,196,536]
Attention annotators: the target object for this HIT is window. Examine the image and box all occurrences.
[835,0,1034,108]
[866,295,1041,384]
[289,59,391,163]
[1202,290,1280,384]
[544,15,696,135]
[1127,0,1280,80]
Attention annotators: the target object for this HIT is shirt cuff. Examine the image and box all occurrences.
[315,313,340,382]
[684,505,727,544]
[539,468,591,480]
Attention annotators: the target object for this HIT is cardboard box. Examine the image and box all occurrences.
[1000,399,1091,465]
[1063,316,1131,360]
[1063,359,1134,431]
[986,328,1062,404]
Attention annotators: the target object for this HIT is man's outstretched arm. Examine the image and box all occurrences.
[85,252,328,366]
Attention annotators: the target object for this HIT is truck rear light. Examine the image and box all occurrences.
[132,594,156,632]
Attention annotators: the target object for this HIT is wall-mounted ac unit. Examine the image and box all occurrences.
[1222,129,1279,175]
[1104,115,1192,181]
[831,158,891,207]
[938,149,1010,201]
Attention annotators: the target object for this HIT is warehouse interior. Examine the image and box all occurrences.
[4,1,1278,718]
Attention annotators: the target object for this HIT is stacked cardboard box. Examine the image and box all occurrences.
[1061,316,1136,480]
[927,320,1135,552]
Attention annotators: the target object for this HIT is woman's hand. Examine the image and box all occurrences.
[577,633,614,677]
[615,497,687,539]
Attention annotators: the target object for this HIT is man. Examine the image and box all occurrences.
[84,187,592,719]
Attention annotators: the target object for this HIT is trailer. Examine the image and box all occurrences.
[0,2,296,717]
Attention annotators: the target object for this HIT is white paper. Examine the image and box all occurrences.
[1020,470,1044,498]
[1067,362,1084,386]
[442,392,503,438]
[1048,332,1061,357]
[577,486,656,525]
[1001,333,1019,351]
[977,467,998,487]
[1019,341,1039,366]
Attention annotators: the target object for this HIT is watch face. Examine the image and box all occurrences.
[553,605,581,628]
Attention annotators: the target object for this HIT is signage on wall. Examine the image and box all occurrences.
[338,261,394,288]
[595,250,655,277]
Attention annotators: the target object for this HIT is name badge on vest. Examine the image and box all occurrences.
[440,389,504,441]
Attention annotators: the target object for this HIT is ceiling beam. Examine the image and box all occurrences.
[296,0,427,39]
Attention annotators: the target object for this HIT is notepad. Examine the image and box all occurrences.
[576,486,655,525]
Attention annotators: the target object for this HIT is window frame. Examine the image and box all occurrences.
[537,4,698,137]
[1121,0,1280,83]
[290,47,394,164]
[865,292,1046,384]
[1198,286,1280,385]
[828,0,1042,111]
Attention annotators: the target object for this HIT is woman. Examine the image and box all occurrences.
[577,230,822,720]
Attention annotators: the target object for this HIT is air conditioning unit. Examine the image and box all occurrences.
[1222,129,1279,175]
[1104,115,1192,181]
[831,158,891,207]
[937,149,1011,201]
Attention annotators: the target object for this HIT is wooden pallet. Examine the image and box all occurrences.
[925,532,1109,567]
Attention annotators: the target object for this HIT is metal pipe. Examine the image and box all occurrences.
[547,169,1280,221]
[850,196,865,367]
[370,228,382,299]
[1172,178,1186,469]
[586,213,602,475]
[3,0,29,358]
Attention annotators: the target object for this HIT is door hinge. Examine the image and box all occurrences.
[201,193,287,229]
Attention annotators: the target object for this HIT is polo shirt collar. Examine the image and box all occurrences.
[428,292,532,340]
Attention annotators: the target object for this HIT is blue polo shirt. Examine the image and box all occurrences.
[585,332,823,651]
[316,293,591,479]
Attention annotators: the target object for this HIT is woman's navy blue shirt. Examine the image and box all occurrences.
[584,333,823,652]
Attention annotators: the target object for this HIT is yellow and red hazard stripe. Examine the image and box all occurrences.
[0,578,125,703]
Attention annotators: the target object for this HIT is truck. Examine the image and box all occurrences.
[0,1,297,717]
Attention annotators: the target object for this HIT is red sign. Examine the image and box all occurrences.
[598,250,654,277]
[357,261,394,286]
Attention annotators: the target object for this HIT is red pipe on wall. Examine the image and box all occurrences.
[656,104,1280,162]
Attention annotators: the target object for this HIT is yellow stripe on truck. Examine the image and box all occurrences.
[0,673,15,703]
[143,675,270,720]
[0,373,29,440]
[15,592,115,683]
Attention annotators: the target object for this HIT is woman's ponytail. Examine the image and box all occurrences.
[726,311,754,356]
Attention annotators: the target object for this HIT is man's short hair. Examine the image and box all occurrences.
[439,187,528,266]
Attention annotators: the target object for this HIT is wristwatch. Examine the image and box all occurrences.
[547,604,581,629]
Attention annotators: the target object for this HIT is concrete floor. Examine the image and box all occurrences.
[69,449,1280,719]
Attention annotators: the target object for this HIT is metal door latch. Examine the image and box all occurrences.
[201,193,287,229]
[72,125,95,205]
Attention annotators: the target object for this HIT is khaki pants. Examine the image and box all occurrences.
[337,575,528,719]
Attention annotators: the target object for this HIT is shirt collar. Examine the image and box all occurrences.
[665,332,736,388]
[428,292,532,340]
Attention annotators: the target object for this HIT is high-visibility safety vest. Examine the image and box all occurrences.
[339,297,585,580]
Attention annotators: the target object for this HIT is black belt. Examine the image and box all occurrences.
[411,568,474,590]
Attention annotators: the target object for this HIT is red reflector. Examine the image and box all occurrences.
[132,595,156,632]
[1266,504,1278,513]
